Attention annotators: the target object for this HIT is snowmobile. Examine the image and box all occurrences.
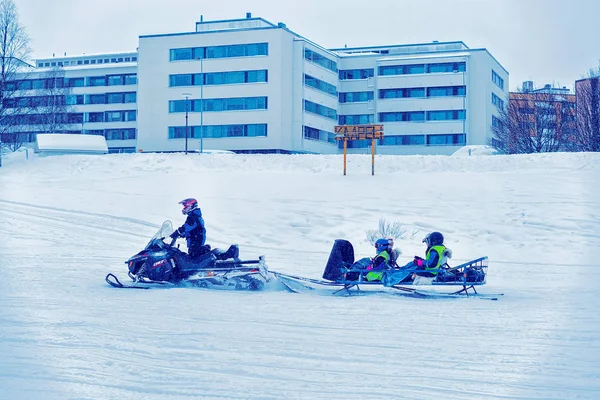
[271,239,497,299]
[105,221,269,290]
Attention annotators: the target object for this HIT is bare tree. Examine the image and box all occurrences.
[575,77,600,152]
[34,67,75,133]
[0,0,31,165]
[491,87,574,154]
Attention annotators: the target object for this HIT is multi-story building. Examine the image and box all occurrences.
[3,52,138,153]
[507,81,576,150]
[4,14,509,155]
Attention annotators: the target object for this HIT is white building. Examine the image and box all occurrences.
[4,53,138,153]
[5,15,509,155]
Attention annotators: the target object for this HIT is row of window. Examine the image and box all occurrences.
[338,86,467,103]
[170,43,268,61]
[7,74,137,91]
[378,62,466,76]
[304,49,338,73]
[492,70,504,90]
[168,96,268,113]
[86,110,137,123]
[379,110,466,122]
[5,92,137,108]
[168,124,267,139]
[169,70,268,87]
[3,109,137,125]
[304,74,337,96]
[84,128,137,140]
[37,56,137,68]
[304,100,337,120]
[344,134,466,148]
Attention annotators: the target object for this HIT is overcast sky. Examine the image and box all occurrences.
[16,0,599,91]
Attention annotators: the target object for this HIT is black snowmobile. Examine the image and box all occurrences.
[105,221,269,290]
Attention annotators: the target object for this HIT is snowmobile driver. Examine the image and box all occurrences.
[170,198,207,259]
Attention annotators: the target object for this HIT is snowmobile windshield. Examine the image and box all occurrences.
[144,220,174,249]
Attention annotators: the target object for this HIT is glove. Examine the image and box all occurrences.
[170,231,180,239]
[414,256,424,267]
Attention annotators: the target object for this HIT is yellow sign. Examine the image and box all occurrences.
[334,125,383,134]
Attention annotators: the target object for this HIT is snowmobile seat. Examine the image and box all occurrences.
[322,239,355,281]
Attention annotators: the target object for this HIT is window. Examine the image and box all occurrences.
[105,111,123,122]
[492,115,501,128]
[427,134,466,146]
[379,88,425,99]
[378,111,425,122]
[87,76,106,86]
[427,62,466,73]
[304,74,337,96]
[339,91,374,103]
[338,69,374,80]
[426,110,466,121]
[427,86,466,97]
[65,95,84,105]
[304,100,337,120]
[492,70,504,90]
[304,48,338,73]
[168,124,267,139]
[492,93,505,109]
[170,74,193,87]
[88,112,104,122]
[170,43,268,61]
[169,97,268,113]
[86,94,106,104]
[303,126,336,143]
[107,75,124,86]
[107,93,124,104]
[124,92,136,103]
[66,77,84,87]
[124,74,137,85]
[378,64,425,76]
[379,135,425,146]
[126,111,136,121]
[338,114,374,125]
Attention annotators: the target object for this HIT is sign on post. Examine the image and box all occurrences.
[334,124,384,175]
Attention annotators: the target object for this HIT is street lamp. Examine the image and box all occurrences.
[182,92,192,154]
[199,58,203,154]
[454,68,466,140]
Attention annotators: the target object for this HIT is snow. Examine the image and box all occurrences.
[1,152,599,399]
[451,145,499,156]
[35,133,108,154]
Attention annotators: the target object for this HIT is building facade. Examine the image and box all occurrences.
[506,81,576,151]
[4,15,509,155]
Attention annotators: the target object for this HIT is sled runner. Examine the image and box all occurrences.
[105,221,270,290]
[272,239,498,299]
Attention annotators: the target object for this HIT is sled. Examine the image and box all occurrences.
[272,239,498,299]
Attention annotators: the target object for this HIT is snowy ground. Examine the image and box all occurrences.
[1,150,599,400]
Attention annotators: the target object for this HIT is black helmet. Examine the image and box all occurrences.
[423,232,444,247]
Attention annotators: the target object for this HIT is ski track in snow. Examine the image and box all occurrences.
[0,152,599,400]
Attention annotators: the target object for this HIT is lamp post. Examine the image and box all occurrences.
[199,58,203,153]
[454,68,466,140]
[182,92,192,154]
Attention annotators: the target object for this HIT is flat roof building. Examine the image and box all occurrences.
[3,14,509,155]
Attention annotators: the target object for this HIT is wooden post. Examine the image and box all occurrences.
[371,138,375,175]
[343,138,347,176]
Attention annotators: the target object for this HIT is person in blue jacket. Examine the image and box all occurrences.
[170,198,207,259]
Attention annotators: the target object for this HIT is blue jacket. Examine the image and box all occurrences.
[177,208,206,248]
